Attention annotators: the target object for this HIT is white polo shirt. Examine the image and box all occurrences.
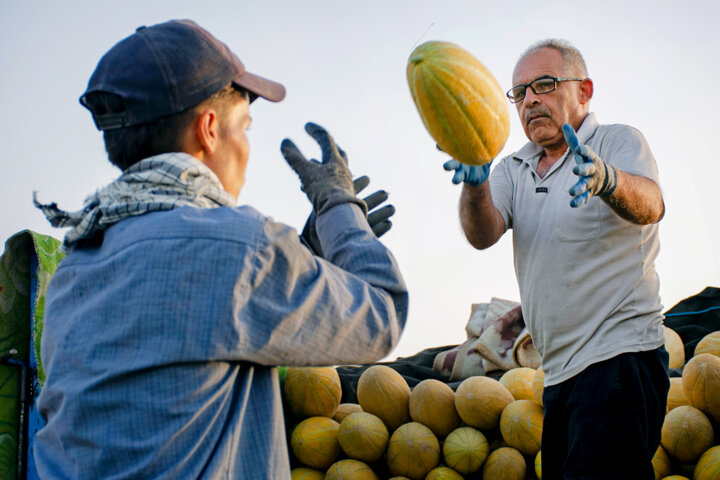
[490,113,665,386]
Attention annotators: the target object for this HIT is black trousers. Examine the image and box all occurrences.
[541,347,670,480]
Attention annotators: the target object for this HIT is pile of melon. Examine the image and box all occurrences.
[281,328,720,480]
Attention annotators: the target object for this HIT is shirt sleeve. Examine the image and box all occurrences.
[597,125,660,185]
[489,156,514,231]
[230,203,409,366]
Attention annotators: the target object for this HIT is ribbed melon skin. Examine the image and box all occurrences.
[442,426,488,475]
[325,459,379,480]
[682,353,720,423]
[284,366,342,419]
[386,422,440,480]
[694,445,720,480]
[407,41,509,166]
[357,365,411,431]
[499,399,544,457]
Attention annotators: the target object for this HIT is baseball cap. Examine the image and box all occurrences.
[80,19,286,130]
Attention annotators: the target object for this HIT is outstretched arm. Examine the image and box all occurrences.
[564,124,664,225]
[604,169,664,224]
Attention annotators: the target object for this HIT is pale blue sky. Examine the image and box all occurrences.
[2,1,718,360]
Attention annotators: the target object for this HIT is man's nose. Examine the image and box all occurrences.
[523,86,541,105]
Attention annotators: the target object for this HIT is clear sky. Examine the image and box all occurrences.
[2,1,718,361]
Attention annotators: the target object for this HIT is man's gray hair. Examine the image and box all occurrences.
[520,39,588,78]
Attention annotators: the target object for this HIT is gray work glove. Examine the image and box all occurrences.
[563,123,618,208]
[301,175,395,257]
[281,122,368,217]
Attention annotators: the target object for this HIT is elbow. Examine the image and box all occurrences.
[466,235,497,250]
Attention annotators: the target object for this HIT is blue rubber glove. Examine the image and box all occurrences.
[443,159,492,187]
[563,123,618,208]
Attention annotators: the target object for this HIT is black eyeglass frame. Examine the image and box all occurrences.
[506,75,585,103]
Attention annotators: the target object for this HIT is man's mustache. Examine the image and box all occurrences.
[524,108,551,125]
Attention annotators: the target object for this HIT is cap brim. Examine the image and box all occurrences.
[233,71,286,103]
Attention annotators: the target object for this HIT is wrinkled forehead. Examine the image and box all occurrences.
[512,47,565,84]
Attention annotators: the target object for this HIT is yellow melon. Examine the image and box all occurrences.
[681,353,720,423]
[661,476,689,479]
[652,445,672,480]
[454,376,514,430]
[694,445,720,480]
[333,403,363,423]
[660,405,714,464]
[406,41,509,166]
[356,365,411,431]
[500,367,537,401]
[325,459,379,480]
[499,399,544,457]
[482,447,526,480]
[283,366,342,418]
[667,377,690,413]
[535,450,542,480]
[290,467,325,480]
[695,331,720,357]
[386,422,440,480]
[442,426,489,475]
[665,326,685,369]
[290,416,341,469]
[532,368,545,407]
[338,412,389,463]
[408,379,460,438]
[424,466,464,480]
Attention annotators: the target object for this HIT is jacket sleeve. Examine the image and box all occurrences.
[229,203,408,366]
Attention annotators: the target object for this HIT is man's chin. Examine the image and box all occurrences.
[529,126,559,146]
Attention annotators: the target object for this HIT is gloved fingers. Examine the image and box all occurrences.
[562,123,580,151]
[305,122,341,165]
[570,190,590,208]
[353,176,370,195]
[577,144,601,165]
[572,163,596,177]
[371,219,392,238]
[467,164,492,184]
[569,177,590,197]
[363,189,389,210]
[368,204,395,226]
[452,167,467,184]
[443,159,461,171]
[280,138,309,174]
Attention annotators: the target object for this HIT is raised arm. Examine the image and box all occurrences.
[563,123,664,225]
[445,159,506,250]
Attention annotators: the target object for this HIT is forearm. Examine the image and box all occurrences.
[459,182,506,250]
[604,169,664,224]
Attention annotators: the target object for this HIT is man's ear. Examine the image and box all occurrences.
[195,109,219,155]
[579,78,594,105]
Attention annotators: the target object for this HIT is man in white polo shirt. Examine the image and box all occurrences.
[444,39,668,479]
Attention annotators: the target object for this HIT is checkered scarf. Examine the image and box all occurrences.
[34,152,236,251]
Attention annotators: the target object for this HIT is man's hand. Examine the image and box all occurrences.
[443,159,492,187]
[563,123,618,208]
[282,122,367,216]
[301,176,395,257]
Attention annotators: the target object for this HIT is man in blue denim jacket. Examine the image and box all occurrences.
[33,19,408,479]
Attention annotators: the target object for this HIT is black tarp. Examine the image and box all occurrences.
[336,287,720,401]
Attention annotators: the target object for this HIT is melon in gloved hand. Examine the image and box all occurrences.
[407,40,509,166]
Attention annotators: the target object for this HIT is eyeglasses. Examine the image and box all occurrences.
[506,75,585,103]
